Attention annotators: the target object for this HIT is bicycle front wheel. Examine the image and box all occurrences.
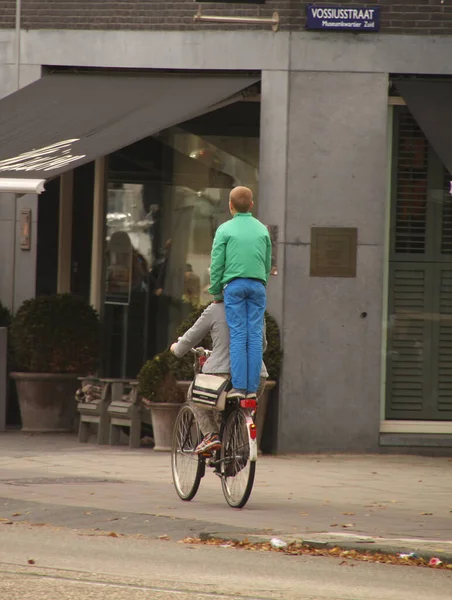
[171,405,204,501]
[221,409,256,509]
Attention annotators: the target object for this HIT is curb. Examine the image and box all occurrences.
[198,532,452,564]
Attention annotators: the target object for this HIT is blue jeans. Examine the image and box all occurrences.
[224,278,266,393]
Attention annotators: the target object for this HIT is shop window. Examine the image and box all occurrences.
[103,102,260,378]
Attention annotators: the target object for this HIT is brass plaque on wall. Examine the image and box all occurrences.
[19,209,31,251]
[310,227,357,278]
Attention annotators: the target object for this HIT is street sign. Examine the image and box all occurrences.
[306,5,380,32]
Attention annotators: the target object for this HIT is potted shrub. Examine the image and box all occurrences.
[137,350,185,451]
[10,294,100,433]
[171,304,282,451]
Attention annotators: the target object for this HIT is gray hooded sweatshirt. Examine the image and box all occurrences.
[173,302,268,378]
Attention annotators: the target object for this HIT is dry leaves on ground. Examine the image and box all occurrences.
[181,537,452,570]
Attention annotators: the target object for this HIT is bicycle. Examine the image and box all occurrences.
[171,347,258,509]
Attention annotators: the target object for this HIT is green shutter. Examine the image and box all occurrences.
[431,266,452,419]
[386,263,432,419]
[390,108,430,260]
[387,107,452,420]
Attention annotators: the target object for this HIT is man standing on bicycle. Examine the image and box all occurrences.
[209,186,271,403]
[170,301,268,454]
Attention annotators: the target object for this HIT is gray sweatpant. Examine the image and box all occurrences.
[188,375,267,437]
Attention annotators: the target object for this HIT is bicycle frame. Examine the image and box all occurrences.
[189,347,258,470]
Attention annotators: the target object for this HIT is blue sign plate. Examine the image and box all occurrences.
[306,5,380,32]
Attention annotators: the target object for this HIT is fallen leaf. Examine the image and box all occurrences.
[341,524,355,528]
[342,512,355,516]
[83,512,92,516]
[12,513,21,517]
[419,512,433,516]
[330,523,338,527]
[158,534,170,540]
[181,537,451,570]
[108,517,119,522]
[27,559,35,565]
[107,532,118,538]
[300,512,309,516]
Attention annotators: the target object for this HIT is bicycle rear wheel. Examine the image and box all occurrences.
[221,409,256,508]
[171,405,204,501]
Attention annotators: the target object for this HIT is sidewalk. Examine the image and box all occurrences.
[0,431,451,562]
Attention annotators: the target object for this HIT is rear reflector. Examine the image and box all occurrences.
[240,399,257,410]
[249,424,257,440]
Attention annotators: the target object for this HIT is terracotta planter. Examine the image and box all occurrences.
[148,402,183,452]
[11,372,80,433]
[176,380,277,452]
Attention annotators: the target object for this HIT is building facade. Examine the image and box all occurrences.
[1,1,452,452]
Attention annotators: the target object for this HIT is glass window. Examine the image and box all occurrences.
[103,101,260,378]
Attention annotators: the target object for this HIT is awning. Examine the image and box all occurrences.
[0,72,258,184]
[395,79,452,174]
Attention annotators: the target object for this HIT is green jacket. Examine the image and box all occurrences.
[209,213,272,301]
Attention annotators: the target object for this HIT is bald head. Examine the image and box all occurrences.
[229,186,254,214]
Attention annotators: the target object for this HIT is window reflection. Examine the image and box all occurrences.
[103,106,259,378]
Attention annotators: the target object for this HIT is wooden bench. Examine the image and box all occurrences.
[77,377,110,445]
[107,379,144,449]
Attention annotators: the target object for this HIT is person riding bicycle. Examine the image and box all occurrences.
[170,301,268,455]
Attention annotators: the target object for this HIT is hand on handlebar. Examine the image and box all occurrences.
[170,337,183,354]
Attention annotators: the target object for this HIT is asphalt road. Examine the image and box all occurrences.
[0,522,451,600]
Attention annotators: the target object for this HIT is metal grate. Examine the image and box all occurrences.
[394,110,428,255]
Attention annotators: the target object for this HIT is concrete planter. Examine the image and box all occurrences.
[11,372,80,433]
[148,402,183,452]
[176,380,277,452]
[255,381,276,450]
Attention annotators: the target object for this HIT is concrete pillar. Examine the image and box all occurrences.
[0,192,16,310]
[0,192,38,312]
[57,171,74,293]
[258,70,289,328]
[90,157,106,312]
[13,193,38,311]
[278,71,389,452]
[257,70,290,451]
[0,328,6,432]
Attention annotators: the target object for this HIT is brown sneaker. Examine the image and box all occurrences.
[195,433,222,455]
